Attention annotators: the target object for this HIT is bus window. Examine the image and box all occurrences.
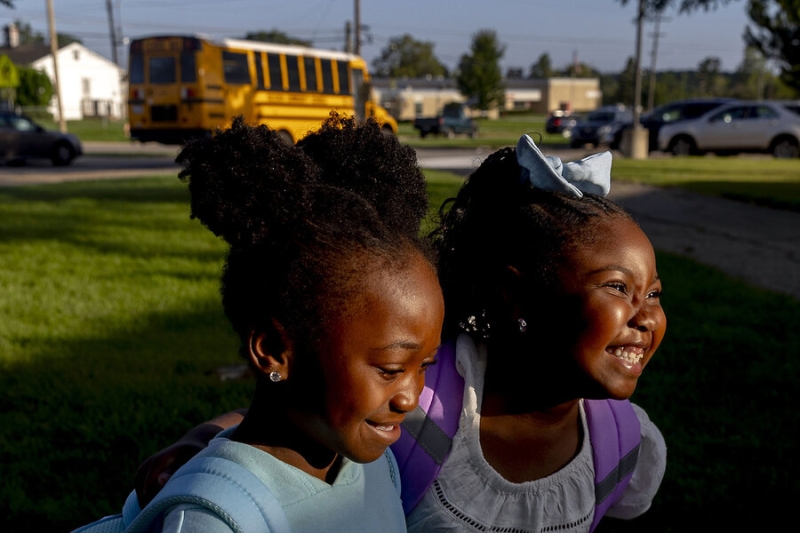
[320,59,335,94]
[337,61,350,95]
[180,52,197,83]
[303,57,318,92]
[129,54,144,84]
[267,53,283,90]
[255,52,266,89]
[352,68,366,120]
[150,56,176,84]
[286,55,301,92]
[222,51,250,84]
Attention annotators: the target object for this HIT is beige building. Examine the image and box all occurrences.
[372,76,601,121]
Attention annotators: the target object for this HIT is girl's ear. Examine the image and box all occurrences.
[247,319,294,382]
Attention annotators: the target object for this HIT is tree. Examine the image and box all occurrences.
[456,29,505,111]
[696,56,729,95]
[244,30,311,47]
[745,0,800,93]
[14,66,52,107]
[1,1,14,7]
[615,0,740,12]
[372,34,448,78]
[528,53,554,78]
[13,19,44,45]
[56,33,82,47]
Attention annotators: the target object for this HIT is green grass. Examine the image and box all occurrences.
[612,156,800,212]
[397,113,569,149]
[35,118,130,142]
[1,172,798,531]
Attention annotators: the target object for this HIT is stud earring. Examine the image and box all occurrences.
[518,318,528,333]
[268,371,282,383]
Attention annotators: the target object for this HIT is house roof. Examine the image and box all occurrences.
[0,44,54,65]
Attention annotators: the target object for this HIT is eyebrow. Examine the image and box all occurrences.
[589,266,661,284]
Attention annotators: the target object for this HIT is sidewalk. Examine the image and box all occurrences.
[608,182,800,300]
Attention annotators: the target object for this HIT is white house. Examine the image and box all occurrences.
[1,37,125,121]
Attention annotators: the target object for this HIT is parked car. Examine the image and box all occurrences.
[545,110,579,137]
[0,111,83,166]
[413,102,478,139]
[569,105,631,148]
[657,100,800,158]
[600,97,737,151]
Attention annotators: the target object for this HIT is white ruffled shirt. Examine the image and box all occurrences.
[406,334,666,533]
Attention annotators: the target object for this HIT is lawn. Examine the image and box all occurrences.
[1,168,799,532]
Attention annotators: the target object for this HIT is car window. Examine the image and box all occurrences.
[8,115,37,132]
[783,104,800,116]
[754,105,779,119]
[711,106,748,123]
[587,111,616,122]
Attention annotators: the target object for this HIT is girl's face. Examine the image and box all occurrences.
[293,254,444,464]
[553,217,666,400]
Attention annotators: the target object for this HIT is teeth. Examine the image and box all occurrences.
[609,348,643,364]
[374,425,394,432]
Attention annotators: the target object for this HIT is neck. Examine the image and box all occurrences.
[231,381,340,483]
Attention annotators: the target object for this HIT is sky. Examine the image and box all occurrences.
[2,0,754,75]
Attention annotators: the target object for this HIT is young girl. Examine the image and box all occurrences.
[76,114,445,532]
[135,134,667,533]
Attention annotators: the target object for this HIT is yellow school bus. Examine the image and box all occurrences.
[127,35,397,144]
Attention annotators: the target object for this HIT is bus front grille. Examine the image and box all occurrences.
[151,105,178,122]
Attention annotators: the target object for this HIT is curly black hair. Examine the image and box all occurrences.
[176,113,433,359]
[431,146,633,339]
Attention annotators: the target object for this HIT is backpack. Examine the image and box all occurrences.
[391,340,642,532]
[70,454,292,533]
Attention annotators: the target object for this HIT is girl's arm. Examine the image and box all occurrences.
[134,409,247,507]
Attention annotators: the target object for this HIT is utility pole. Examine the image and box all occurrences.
[624,0,648,159]
[46,0,66,132]
[106,0,118,65]
[344,21,352,53]
[354,0,361,55]
[647,12,666,112]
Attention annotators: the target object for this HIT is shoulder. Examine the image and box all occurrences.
[606,402,667,519]
[158,505,238,533]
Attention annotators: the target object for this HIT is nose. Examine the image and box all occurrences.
[629,303,658,332]
[389,372,424,414]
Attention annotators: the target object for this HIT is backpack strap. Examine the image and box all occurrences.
[585,399,641,532]
[393,340,463,514]
[123,456,292,533]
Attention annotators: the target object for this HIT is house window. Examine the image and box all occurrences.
[73,49,80,61]
[82,78,91,97]
[415,102,423,116]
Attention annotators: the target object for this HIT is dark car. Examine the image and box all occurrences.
[569,105,631,148]
[0,111,83,166]
[413,102,478,139]
[545,110,579,136]
[600,98,738,152]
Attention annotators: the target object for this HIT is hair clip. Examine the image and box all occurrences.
[516,134,612,198]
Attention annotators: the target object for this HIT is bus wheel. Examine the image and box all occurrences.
[381,125,394,137]
[278,131,294,145]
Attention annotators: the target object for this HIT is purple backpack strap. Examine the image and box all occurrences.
[585,398,642,532]
[392,340,464,515]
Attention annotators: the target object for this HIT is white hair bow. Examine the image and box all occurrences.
[516,134,612,198]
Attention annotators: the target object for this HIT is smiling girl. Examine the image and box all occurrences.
[74,114,444,533]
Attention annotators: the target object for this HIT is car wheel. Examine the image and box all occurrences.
[771,137,799,159]
[446,129,455,139]
[669,136,696,157]
[277,131,294,145]
[51,142,75,166]
[469,129,478,139]
[420,130,428,139]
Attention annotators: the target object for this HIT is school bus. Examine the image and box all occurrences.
[127,35,397,144]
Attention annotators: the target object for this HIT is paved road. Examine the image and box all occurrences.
[3,142,798,300]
